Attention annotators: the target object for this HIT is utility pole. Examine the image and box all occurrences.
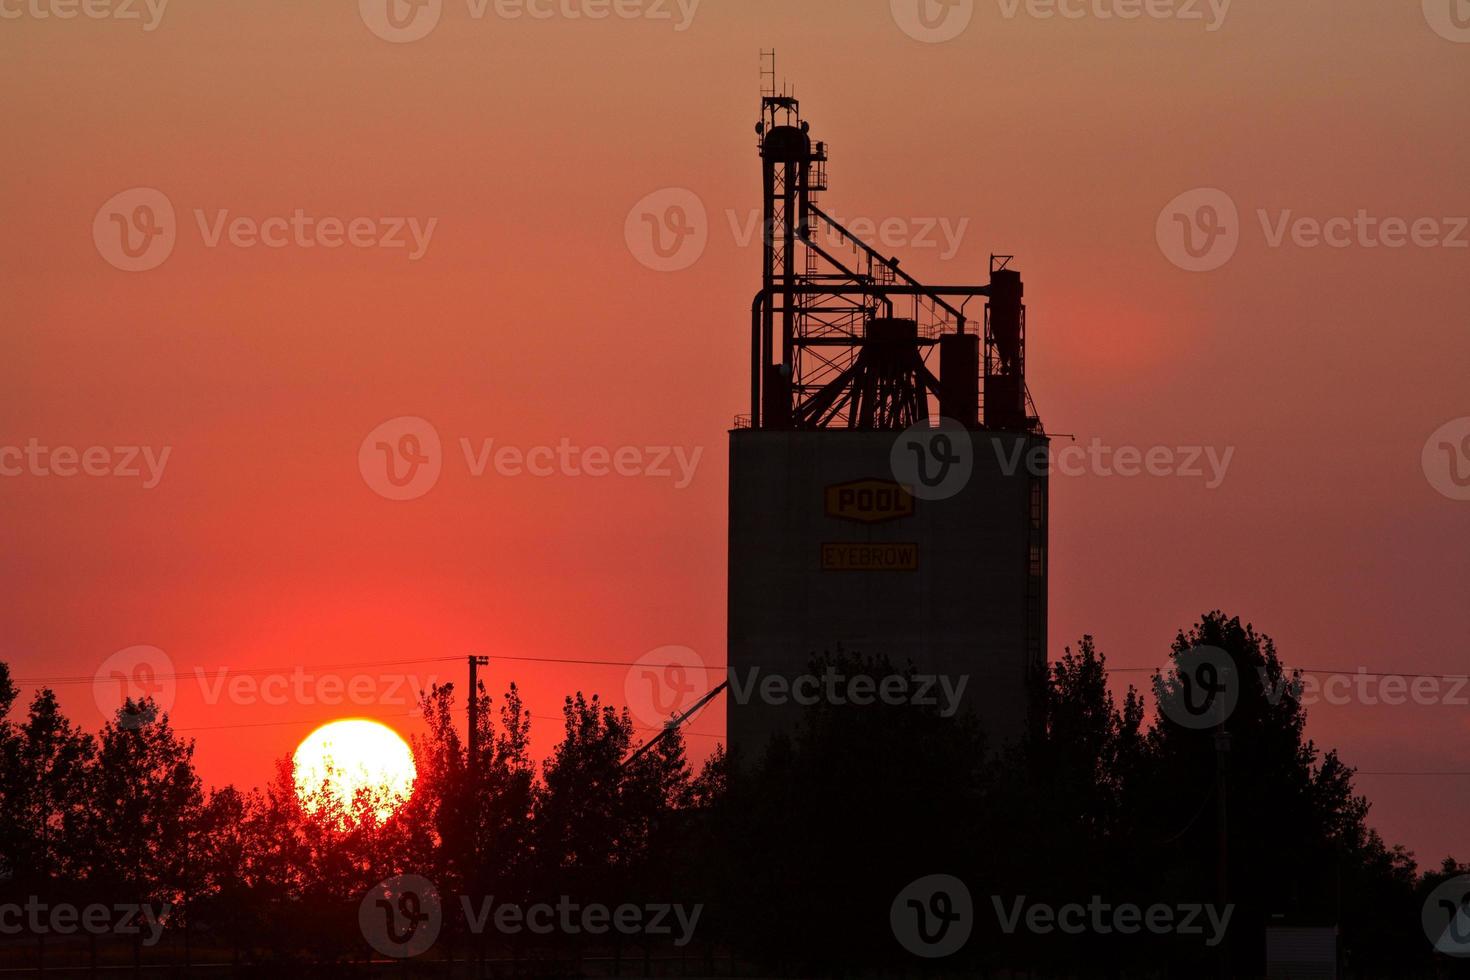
[465,653,489,980]
[1214,725,1231,980]
[467,655,489,765]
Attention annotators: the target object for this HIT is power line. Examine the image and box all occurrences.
[174,711,417,733]
[15,656,462,686]
[1113,665,1470,680]
[14,653,729,687]
[490,654,730,670]
[120,707,724,740]
[45,653,1470,686]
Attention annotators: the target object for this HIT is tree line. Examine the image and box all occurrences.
[0,612,1465,976]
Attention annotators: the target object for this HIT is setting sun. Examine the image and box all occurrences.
[292,719,416,823]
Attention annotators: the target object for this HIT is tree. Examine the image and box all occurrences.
[82,699,201,906]
[1144,612,1423,975]
[0,687,96,890]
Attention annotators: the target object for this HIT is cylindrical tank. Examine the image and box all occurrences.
[989,268,1024,373]
[939,332,980,428]
[760,124,810,162]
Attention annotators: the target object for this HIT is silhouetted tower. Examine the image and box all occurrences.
[731,58,1049,752]
[749,58,1038,434]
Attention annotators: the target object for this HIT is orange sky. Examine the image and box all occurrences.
[2,2,1469,861]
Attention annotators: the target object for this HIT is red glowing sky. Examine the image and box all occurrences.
[2,3,1468,861]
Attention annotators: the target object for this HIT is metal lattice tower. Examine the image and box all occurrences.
[746,62,1039,434]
